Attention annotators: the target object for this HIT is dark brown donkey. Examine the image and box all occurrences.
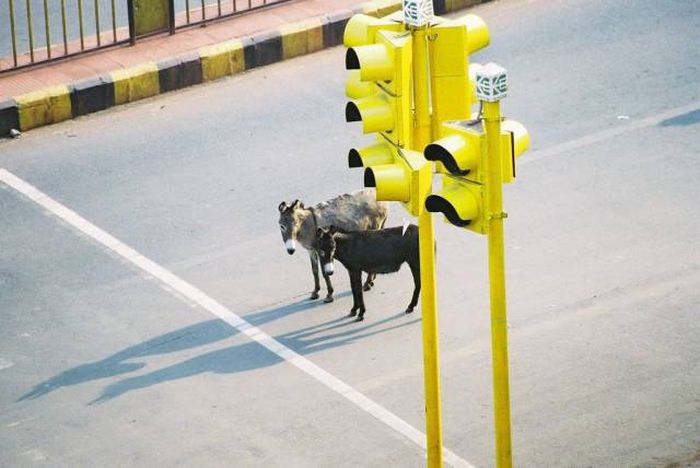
[313,224,420,321]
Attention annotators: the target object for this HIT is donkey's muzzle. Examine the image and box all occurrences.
[285,239,296,255]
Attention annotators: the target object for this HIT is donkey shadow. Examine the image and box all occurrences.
[20,292,418,404]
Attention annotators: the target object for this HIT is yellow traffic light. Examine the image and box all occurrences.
[501,119,531,183]
[425,124,487,234]
[345,30,412,148]
[363,148,431,217]
[348,141,395,168]
[365,163,410,202]
[428,15,490,137]
[345,70,374,99]
[423,117,529,232]
[425,177,485,233]
[426,119,530,183]
[425,122,483,177]
[343,13,403,48]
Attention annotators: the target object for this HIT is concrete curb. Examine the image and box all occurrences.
[0,0,488,137]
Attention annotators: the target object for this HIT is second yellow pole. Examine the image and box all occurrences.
[412,25,444,468]
[483,99,513,468]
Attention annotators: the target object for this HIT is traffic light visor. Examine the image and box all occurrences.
[349,142,395,168]
[425,133,480,176]
[456,14,490,53]
[425,183,479,227]
[346,70,375,99]
[343,14,380,47]
[346,45,393,82]
[502,119,530,158]
[345,96,394,134]
[364,164,410,202]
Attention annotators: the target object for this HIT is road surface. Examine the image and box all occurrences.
[1,0,699,466]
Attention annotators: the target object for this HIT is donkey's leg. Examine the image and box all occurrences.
[347,270,363,318]
[363,216,387,291]
[350,271,367,321]
[405,260,421,314]
[309,251,321,300]
[362,273,375,291]
[322,267,334,303]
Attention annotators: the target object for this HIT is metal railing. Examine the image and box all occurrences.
[1,0,292,74]
[174,0,291,29]
[1,0,130,73]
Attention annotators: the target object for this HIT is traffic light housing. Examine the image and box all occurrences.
[345,29,413,148]
[424,119,530,233]
[429,15,490,134]
[425,177,485,232]
[363,148,432,217]
[343,13,403,48]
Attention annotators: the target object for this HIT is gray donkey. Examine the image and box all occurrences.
[278,189,388,302]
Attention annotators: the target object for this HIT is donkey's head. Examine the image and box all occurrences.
[314,226,340,275]
[278,200,305,255]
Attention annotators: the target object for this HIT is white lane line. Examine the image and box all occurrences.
[0,168,473,468]
[522,100,700,165]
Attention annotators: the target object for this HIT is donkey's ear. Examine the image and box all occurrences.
[278,201,287,213]
[316,227,325,238]
[291,199,301,210]
[329,225,338,234]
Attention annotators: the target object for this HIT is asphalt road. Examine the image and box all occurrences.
[1,0,699,466]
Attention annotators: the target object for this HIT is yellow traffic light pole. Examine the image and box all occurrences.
[411,24,444,468]
[483,98,513,468]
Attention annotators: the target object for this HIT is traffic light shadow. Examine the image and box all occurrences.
[19,292,417,404]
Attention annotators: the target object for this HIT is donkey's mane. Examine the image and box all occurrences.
[312,190,370,211]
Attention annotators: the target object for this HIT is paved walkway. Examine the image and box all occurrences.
[0,0,482,135]
[0,0,368,100]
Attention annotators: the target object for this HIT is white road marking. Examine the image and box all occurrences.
[7,417,35,428]
[522,101,700,165]
[0,168,474,468]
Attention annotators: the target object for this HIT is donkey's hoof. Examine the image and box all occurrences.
[348,310,357,317]
[309,292,320,300]
[323,295,334,303]
[405,307,414,314]
[355,316,365,322]
[362,284,372,292]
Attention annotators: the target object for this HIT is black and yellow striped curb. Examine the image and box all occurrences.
[0,0,488,137]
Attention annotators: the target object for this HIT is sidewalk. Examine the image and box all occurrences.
[0,0,485,136]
